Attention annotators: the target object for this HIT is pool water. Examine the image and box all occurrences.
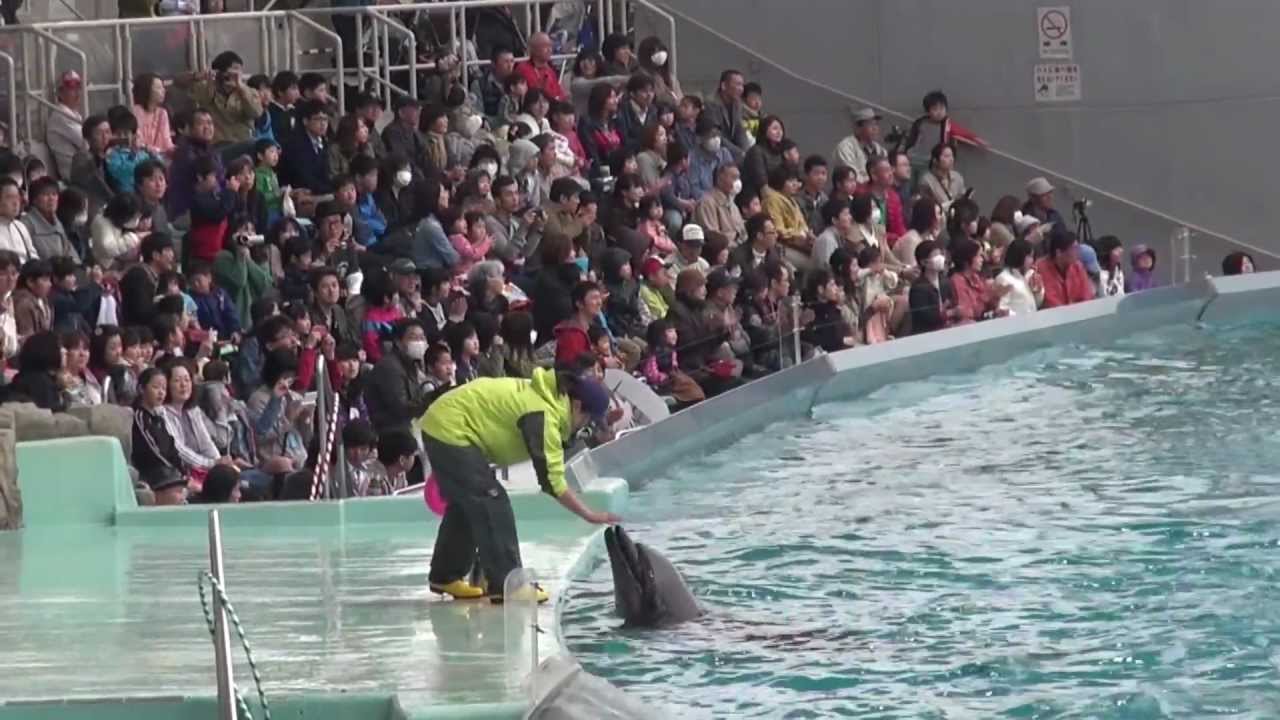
[562,322,1280,718]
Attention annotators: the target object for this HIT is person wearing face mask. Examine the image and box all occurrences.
[374,153,419,247]
[693,162,746,247]
[637,36,681,107]
[908,239,960,334]
[687,116,734,200]
[364,317,433,439]
[91,192,144,270]
[52,187,91,263]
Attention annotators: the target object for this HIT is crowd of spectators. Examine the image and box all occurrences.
[0,7,1251,507]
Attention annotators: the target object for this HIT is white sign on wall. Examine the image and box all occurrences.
[1034,63,1082,102]
[1037,6,1073,59]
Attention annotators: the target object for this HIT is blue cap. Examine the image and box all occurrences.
[570,377,611,422]
[1077,243,1101,274]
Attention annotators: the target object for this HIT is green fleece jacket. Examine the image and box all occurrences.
[417,368,572,497]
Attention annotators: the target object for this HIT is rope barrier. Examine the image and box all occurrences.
[198,571,271,720]
[309,389,343,502]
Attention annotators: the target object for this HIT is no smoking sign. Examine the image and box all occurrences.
[1037,6,1073,59]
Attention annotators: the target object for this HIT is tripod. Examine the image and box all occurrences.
[1074,206,1094,246]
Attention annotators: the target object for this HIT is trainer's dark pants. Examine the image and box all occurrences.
[424,435,522,595]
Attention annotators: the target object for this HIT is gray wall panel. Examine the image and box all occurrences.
[640,0,1279,277]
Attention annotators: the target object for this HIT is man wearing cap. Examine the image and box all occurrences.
[45,71,86,181]
[419,367,619,602]
[1023,176,1066,229]
[670,223,711,279]
[832,107,886,185]
[383,96,432,180]
[387,257,423,319]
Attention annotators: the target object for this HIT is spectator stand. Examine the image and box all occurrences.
[644,0,1277,281]
[1,0,636,155]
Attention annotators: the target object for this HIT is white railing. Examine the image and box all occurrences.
[1,1,629,150]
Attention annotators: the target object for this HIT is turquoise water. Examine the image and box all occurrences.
[563,322,1280,718]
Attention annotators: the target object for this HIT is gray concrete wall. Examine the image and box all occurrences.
[635,0,1279,278]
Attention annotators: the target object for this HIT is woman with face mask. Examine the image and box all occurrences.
[637,36,682,107]
[55,186,92,263]
[91,192,144,270]
[908,239,962,335]
[375,153,419,244]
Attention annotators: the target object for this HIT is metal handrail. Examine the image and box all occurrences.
[3,0,623,150]
[207,509,236,720]
[287,10,346,112]
[632,0,1280,265]
[25,26,89,116]
[0,51,16,150]
[363,8,418,111]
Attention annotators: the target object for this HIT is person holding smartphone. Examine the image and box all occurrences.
[245,348,309,477]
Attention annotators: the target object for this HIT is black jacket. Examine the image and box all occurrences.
[118,264,159,329]
[531,262,581,346]
[131,405,182,476]
[803,301,850,353]
[364,348,431,435]
[280,131,332,194]
[908,275,957,335]
[666,292,726,372]
[6,370,67,412]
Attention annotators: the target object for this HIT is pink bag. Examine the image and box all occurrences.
[424,472,448,516]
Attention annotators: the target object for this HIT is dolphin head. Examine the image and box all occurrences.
[604,525,703,628]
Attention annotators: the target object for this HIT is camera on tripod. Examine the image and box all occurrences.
[1072,198,1093,244]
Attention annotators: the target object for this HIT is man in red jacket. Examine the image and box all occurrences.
[1034,230,1095,308]
[514,32,566,102]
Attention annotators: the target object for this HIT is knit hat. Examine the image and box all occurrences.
[507,139,540,172]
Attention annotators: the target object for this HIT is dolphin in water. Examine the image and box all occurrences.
[604,526,704,628]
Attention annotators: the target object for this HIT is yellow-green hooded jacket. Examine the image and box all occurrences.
[417,368,572,497]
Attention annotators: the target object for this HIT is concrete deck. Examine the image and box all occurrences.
[0,438,626,720]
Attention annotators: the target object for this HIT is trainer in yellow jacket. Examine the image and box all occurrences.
[417,368,620,602]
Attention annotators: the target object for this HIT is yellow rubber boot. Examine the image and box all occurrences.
[490,583,549,605]
[430,579,485,599]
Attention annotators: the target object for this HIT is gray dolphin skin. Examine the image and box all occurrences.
[604,526,704,628]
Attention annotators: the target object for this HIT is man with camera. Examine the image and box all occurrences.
[177,51,264,149]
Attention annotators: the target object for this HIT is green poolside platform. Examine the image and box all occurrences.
[0,437,629,719]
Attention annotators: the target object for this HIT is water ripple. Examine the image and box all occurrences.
[563,321,1280,718]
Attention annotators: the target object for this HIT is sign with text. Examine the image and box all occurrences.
[1034,63,1082,102]
[1037,6,1073,58]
